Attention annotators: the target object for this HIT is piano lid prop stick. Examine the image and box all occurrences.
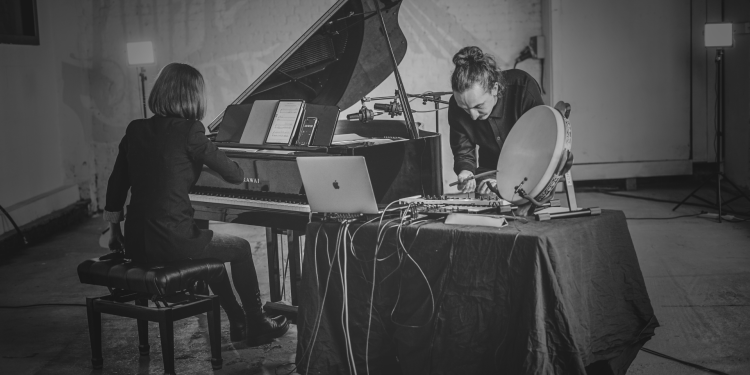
[448,170,498,187]
[374,0,419,139]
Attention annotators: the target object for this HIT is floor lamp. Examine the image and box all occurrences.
[126,41,155,119]
[674,23,750,222]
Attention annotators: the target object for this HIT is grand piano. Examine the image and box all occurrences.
[190,0,443,313]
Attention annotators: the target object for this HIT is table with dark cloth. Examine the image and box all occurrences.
[295,210,658,375]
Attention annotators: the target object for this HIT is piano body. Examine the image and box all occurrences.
[190,0,443,309]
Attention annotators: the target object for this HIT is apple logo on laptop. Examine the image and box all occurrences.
[332,180,340,189]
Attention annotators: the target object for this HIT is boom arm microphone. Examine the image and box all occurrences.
[346,106,380,123]
[374,102,403,117]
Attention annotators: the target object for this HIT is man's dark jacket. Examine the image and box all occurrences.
[448,69,544,176]
[105,116,243,263]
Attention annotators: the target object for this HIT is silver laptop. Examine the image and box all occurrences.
[296,156,380,214]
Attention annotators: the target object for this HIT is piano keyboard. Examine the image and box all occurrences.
[189,193,311,213]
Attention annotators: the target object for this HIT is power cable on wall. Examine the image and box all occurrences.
[0,204,28,246]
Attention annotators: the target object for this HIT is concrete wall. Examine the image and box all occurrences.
[0,0,542,236]
[0,0,94,235]
[543,0,693,181]
[691,0,750,190]
[722,0,750,190]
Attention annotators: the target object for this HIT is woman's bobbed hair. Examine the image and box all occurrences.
[148,62,206,120]
[451,46,504,94]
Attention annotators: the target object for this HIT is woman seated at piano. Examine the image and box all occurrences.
[449,46,544,207]
[103,62,289,346]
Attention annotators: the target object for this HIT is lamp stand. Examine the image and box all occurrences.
[138,67,148,119]
[673,49,750,221]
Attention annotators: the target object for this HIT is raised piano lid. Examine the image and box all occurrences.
[207,0,407,132]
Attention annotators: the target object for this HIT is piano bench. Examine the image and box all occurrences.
[77,255,225,375]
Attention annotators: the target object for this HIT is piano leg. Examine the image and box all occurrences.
[264,229,301,323]
[287,230,304,308]
[265,228,282,303]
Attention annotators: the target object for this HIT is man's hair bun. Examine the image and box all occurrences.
[451,46,503,94]
[452,46,485,67]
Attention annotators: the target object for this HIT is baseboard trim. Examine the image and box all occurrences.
[571,160,693,181]
[0,200,91,255]
[1,184,80,237]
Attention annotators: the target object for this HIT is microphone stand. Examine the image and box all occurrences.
[357,92,449,134]
[138,67,148,119]
[673,49,750,221]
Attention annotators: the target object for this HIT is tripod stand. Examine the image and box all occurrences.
[673,49,750,222]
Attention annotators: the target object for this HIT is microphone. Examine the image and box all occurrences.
[346,106,380,123]
[374,102,402,117]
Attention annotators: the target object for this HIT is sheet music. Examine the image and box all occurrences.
[266,101,304,144]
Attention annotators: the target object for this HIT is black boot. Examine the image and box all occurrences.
[245,312,290,346]
[224,306,247,342]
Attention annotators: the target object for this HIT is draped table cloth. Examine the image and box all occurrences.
[295,210,658,375]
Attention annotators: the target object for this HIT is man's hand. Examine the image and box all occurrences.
[477,179,498,196]
[515,201,534,216]
[108,222,125,253]
[457,170,476,193]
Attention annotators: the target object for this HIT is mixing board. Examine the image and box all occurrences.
[398,195,560,217]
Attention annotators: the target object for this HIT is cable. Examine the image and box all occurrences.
[301,226,338,375]
[280,235,289,300]
[614,314,731,375]
[334,224,354,375]
[0,204,28,246]
[365,203,403,374]
[342,222,357,375]
[626,214,702,220]
[597,190,750,217]
[0,303,86,308]
[539,58,546,94]
[412,107,448,113]
[639,347,729,375]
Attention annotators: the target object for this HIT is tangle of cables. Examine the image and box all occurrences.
[295,201,440,375]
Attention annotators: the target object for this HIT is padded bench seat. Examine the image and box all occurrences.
[78,255,226,374]
[78,255,226,296]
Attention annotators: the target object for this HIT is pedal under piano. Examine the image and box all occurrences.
[190,0,443,308]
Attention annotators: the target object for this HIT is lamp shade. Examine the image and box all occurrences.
[705,23,733,48]
[126,41,155,65]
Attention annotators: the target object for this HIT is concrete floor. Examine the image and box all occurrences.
[0,186,749,374]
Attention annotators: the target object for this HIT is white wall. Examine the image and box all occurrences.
[544,0,692,180]
[690,0,750,190]
[0,0,93,236]
[721,0,750,190]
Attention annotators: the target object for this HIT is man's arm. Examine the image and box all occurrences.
[448,105,477,176]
